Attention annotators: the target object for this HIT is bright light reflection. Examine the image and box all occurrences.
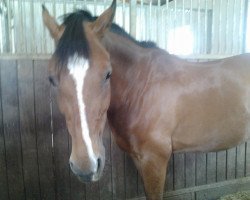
[167,25,194,55]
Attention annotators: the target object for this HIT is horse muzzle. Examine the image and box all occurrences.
[69,158,103,182]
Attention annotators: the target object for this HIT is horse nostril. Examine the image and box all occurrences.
[97,158,101,172]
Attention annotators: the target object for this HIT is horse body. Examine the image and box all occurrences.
[105,31,250,155]
[104,31,250,198]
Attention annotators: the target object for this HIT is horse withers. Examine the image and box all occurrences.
[43,1,250,199]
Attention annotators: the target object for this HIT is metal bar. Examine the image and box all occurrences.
[241,0,248,53]
[23,0,28,53]
[218,0,223,54]
[122,0,125,28]
[204,0,208,54]
[157,0,161,44]
[165,0,169,50]
[0,13,3,53]
[31,0,35,54]
[182,0,185,26]
[211,0,216,54]
[18,0,24,53]
[130,0,137,37]
[197,0,201,54]
[232,0,237,53]
[6,0,12,53]
[140,0,143,39]
[149,0,152,40]
[225,0,229,54]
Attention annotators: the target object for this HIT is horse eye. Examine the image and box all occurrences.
[105,71,112,80]
[48,76,57,86]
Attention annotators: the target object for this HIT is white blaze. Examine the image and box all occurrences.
[68,54,97,171]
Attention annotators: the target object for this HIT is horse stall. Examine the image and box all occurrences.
[0,0,250,199]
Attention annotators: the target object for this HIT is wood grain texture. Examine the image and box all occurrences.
[1,60,25,200]
[206,152,216,184]
[196,153,206,186]
[0,61,9,200]
[99,124,113,200]
[51,86,71,200]
[216,151,227,182]
[111,136,125,200]
[34,60,55,200]
[185,153,196,188]
[226,147,236,180]
[17,60,40,199]
[174,153,185,190]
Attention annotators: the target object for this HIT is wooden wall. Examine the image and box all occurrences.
[0,58,249,200]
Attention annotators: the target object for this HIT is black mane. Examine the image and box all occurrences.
[55,10,157,67]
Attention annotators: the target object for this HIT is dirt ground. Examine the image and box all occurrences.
[219,191,250,200]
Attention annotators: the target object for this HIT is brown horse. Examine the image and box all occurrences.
[43,1,250,199]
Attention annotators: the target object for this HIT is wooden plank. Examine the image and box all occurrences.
[51,86,71,200]
[34,60,55,200]
[185,153,196,188]
[226,147,236,180]
[246,141,250,176]
[173,153,185,189]
[99,123,113,200]
[137,172,145,197]
[70,170,86,200]
[206,152,216,184]
[0,60,25,200]
[86,182,100,200]
[125,153,138,199]
[164,192,193,200]
[196,153,206,186]
[111,135,125,200]
[166,155,174,191]
[0,61,9,200]
[236,143,246,178]
[17,60,40,199]
[216,150,226,182]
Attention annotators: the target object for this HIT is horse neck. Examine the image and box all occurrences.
[102,31,144,68]
[102,31,155,113]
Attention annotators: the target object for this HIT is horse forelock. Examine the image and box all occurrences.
[54,10,97,71]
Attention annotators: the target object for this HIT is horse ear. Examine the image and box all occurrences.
[91,0,116,37]
[42,5,61,41]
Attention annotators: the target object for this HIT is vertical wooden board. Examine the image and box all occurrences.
[111,136,125,200]
[99,123,113,200]
[166,155,174,191]
[70,170,86,200]
[17,60,40,199]
[86,182,100,200]
[51,87,71,200]
[34,60,55,200]
[0,62,9,200]
[137,172,145,197]
[246,141,250,176]
[236,143,246,178]
[206,152,216,184]
[226,147,236,180]
[216,150,226,182]
[166,192,193,200]
[125,153,138,199]
[185,153,196,188]
[0,60,25,200]
[196,153,206,186]
[173,153,185,190]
